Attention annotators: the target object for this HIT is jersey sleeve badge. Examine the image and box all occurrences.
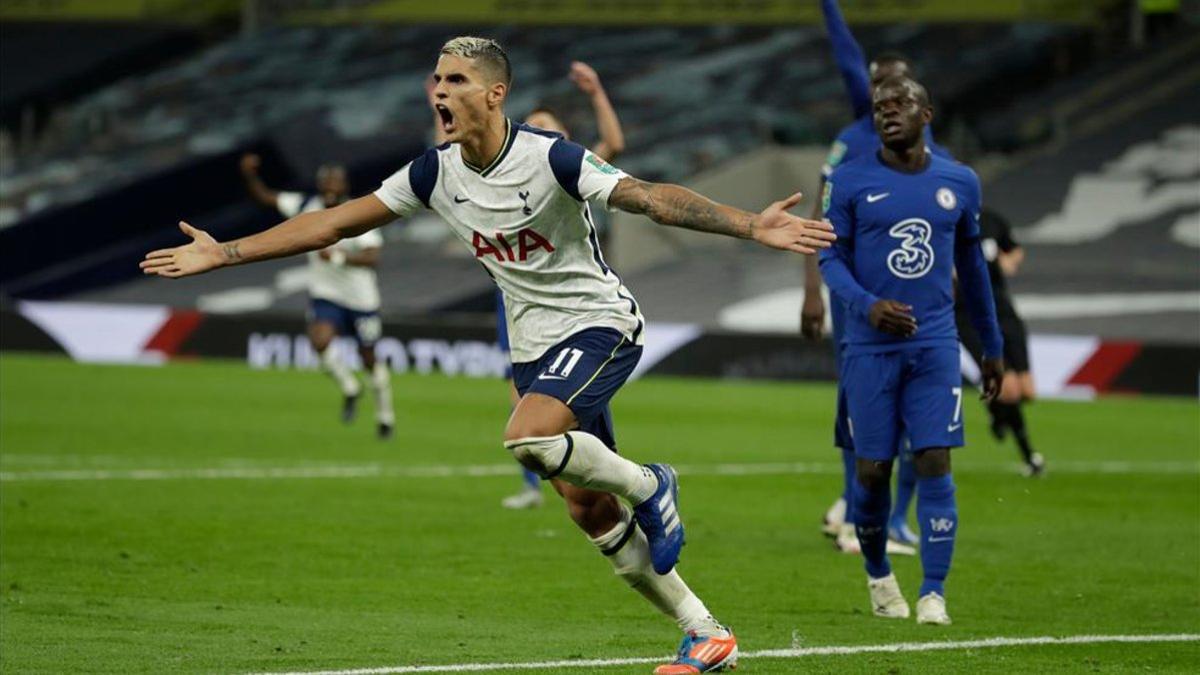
[585,153,619,175]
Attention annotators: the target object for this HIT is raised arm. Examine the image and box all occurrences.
[239,153,280,209]
[570,61,626,161]
[821,0,872,119]
[140,194,395,278]
[607,177,835,254]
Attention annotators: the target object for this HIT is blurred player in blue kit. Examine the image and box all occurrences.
[819,75,1004,625]
[804,0,952,554]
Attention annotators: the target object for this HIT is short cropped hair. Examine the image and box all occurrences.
[873,75,931,107]
[440,36,512,87]
[870,51,915,75]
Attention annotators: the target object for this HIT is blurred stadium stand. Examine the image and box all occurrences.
[0,2,1196,356]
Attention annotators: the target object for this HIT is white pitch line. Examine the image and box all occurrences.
[1,460,1197,483]
[255,633,1200,675]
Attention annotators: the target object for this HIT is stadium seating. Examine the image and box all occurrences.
[1,23,1076,226]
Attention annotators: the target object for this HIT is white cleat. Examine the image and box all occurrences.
[822,497,847,537]
[867,573,911,619]
[885,538,917,556]
[834,523,861,554]
[501,488,543,510]
[916,592,952,625]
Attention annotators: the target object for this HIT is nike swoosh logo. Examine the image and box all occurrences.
[866,193,890,203]
[453,195,469,204]
[927,536,955,543]
[947,423,962,432]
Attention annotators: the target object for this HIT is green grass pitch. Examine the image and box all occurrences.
[1,353,1197,673]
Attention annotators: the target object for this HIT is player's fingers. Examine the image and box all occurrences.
[143,247,177,260]
[777,191,804,210]
[178,221,200,238]
[801,236,832,250]
[140,256,174,270]
[803,218,835,232]
[803,228,837,243]
[787,242,816,255]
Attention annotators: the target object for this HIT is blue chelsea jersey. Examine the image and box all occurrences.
[819,151,1002,357]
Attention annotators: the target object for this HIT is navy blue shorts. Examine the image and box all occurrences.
[842,346,964,462]
[308,298,382,347]
[512,327,642,451]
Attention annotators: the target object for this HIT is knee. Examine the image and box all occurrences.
[855,459,892,492]
[503,434,566,478]
[914,448,951,477]
[999,373,1022,404]
[1019,373,1037,401]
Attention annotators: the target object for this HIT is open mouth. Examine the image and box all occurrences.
[882,120,902,136]
[435,104,455,133]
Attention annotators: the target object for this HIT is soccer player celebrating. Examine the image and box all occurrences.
[144,36,835,672]
[819,76,1003,625]
[239,155,395,438]
[806,0,951,553]
[955,207,1045,476]
[500,60,628,510]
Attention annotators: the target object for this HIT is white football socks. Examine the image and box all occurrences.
[318,345,361,397]
[591,505,724,637]
[503,431,656,504]
[370,361,394,426]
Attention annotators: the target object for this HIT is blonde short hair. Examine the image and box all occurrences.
[440,36,512,87]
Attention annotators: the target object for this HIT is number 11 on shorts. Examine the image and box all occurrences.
[548,347,584,377]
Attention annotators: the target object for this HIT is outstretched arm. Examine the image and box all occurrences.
[607,177,835,254]
[570,61,626,161]
[821,0,872,119]
[140,195,395,278]
[239,153,280,209]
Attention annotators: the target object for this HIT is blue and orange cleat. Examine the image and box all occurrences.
[654,630,739,674]
[634,463,684,574]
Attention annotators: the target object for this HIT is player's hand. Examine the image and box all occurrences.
[140,221,226,278]
[569,61,603,96]
[801,288,826,339]
[868,300,917,337]
[980,357,1005,401]
[240,153,261,175]
[750,192,837,254]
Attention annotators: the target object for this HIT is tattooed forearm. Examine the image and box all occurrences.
[222,242,243,262]
[610,178,754,239]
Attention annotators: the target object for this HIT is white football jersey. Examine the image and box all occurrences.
[374,119,644,363]
[277,192,383,312]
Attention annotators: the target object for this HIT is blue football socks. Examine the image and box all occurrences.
[853,477,892,579]
[916,473,957,597]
